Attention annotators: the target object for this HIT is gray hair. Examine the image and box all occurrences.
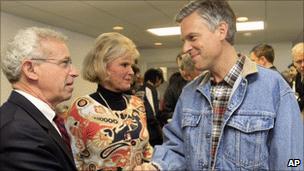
[1,27,67,83]
[82,32,139,84]
[291,42,304,58]
[176,53,195,72]
[175,0,236,45]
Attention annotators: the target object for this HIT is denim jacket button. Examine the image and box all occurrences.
[205,133,211,138]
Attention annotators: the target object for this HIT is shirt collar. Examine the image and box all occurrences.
[211,55,245,87]
[14,90,56,122]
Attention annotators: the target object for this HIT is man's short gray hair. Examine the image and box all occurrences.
[175,0,236,45]
[291,42,304,58]
[1,27,67,83]
[177,53,195,73]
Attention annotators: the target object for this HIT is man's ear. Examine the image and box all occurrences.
[217,21,229,41]
[21,60,39,80]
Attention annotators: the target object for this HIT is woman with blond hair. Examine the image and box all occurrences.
[66,32,152,170]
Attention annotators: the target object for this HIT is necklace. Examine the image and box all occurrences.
[98,92,128,115]
[98,92,136,141]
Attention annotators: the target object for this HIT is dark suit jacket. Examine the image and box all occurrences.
[295,73,304,111]
[0,91,76,171]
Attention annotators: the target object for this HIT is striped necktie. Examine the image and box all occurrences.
[53,115,71,151]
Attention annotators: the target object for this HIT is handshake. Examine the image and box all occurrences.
[133,163,159,171]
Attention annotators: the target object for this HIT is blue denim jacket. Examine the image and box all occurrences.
[152,58,304,171]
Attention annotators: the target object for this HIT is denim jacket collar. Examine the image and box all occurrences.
[240,56,258,78]
[195,56,257,114]
[198,56,257,85]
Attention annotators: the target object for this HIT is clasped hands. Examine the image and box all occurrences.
[133,163,158,171]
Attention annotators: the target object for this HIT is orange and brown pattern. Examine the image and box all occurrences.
[66,95,153,171]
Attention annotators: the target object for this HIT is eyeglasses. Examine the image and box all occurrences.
[31,58,73,69]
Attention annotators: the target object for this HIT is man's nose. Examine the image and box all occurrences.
[70,65,79,77]
[183,41,192,54]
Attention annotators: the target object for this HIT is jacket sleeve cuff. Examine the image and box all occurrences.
[151,162,162,171]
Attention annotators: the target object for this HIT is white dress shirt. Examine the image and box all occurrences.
[14,90,61,136]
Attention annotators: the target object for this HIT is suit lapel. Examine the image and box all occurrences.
[47,123,75,165]
[8,91,76,167]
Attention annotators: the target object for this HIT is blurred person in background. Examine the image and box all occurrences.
[282,63,298,89]
[136,68,164,146]
[177,52,202,81]
[291,42,304,112]
[160,53,201,126]
[250,43,278,70]
[126,64,143,95]
[250,43,290,84]
[66,32,153,170]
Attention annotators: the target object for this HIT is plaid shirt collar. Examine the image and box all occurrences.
[211,55,245,87]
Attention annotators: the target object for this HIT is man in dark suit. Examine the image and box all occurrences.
[0,27,79,170]
[292,42,304,112]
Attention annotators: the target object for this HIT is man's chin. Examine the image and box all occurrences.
[63,92,73,100]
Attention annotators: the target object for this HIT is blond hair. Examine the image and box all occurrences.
[82,32,139,84]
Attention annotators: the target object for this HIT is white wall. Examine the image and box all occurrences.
[1,12,295,105]
[0,12,96,105]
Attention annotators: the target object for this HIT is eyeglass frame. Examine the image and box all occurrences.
[31,58,73,69]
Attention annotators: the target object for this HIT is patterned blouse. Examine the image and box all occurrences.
[66,95,153,171]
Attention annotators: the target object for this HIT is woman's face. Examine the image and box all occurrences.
[289,66,298,78]
[103,55,134,92]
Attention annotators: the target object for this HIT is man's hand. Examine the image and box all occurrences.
[134,163,158,171]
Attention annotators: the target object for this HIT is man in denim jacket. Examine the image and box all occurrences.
[134,0,303,170]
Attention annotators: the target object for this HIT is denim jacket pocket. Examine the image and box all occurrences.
[181,110,202,144]
[181,110,204,169]
[222,113,274,169]
[181,111,202,128]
